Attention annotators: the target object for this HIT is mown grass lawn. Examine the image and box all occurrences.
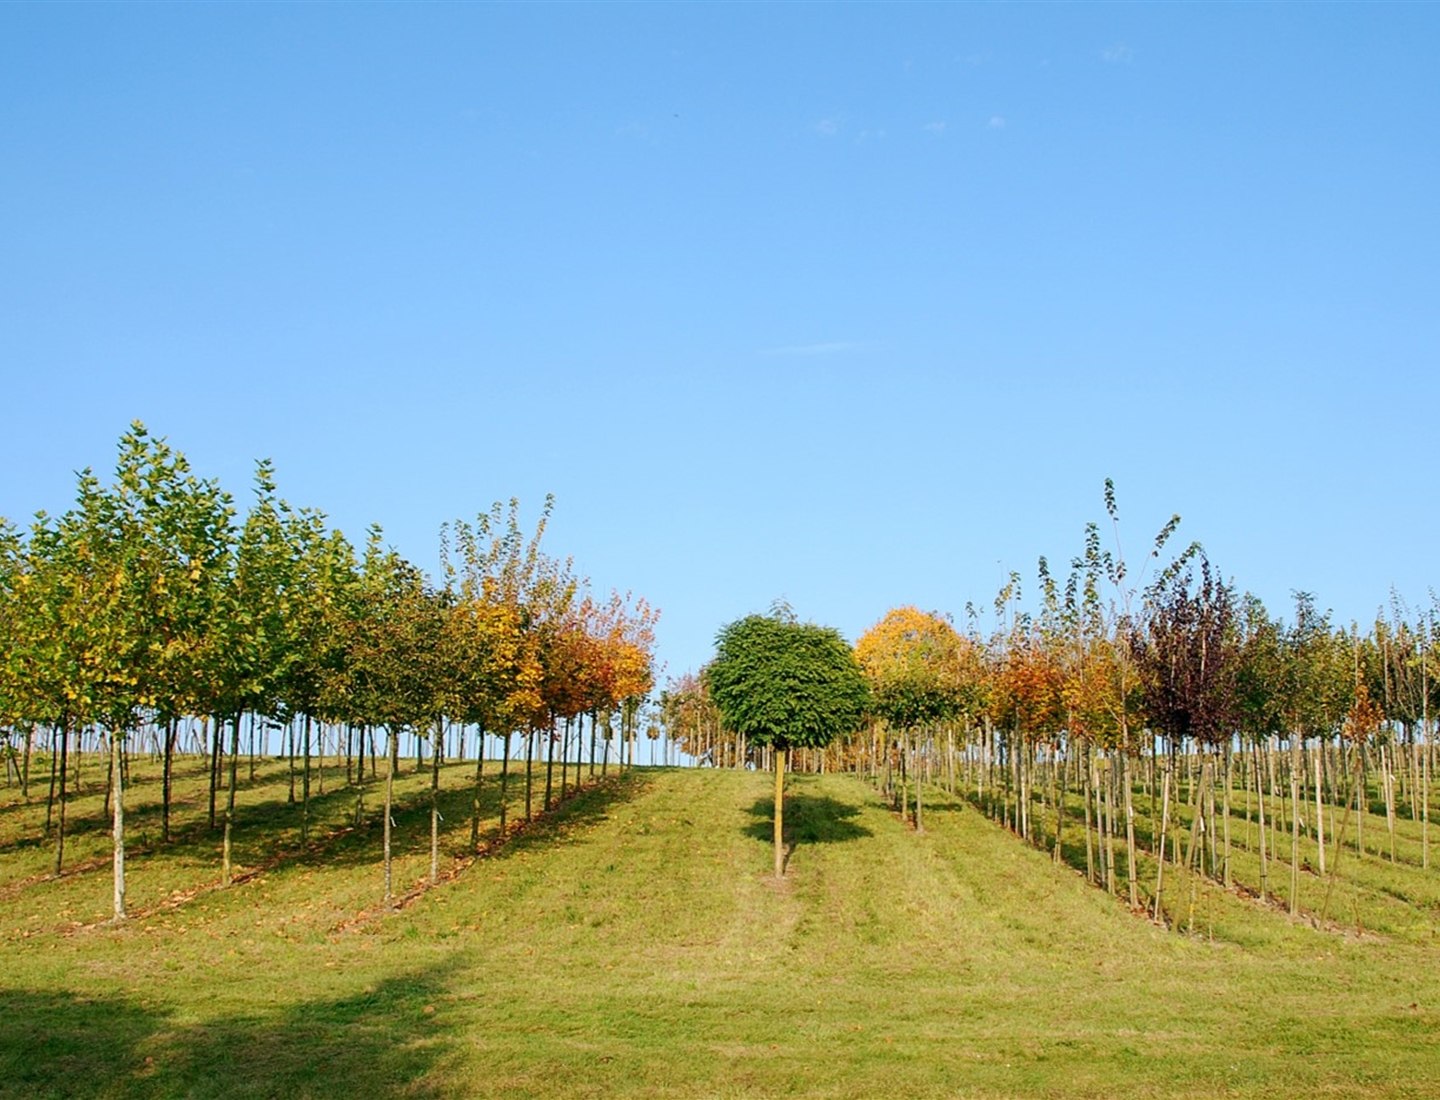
[2,760,1439,1098]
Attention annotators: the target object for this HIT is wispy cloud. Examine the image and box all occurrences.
[988,115,1007,129]
[763,341,867,357]
[922,121,946,134]
[815,117,839,136]
[1102,42,1133,64]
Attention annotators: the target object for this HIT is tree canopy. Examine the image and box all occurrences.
[705,613,869,753]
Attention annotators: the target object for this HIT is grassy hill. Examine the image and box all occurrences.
[2,760,1438,1098]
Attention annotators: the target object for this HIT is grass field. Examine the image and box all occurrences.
[2,755,1439,1098]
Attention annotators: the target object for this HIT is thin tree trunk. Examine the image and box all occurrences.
[1083,746,1095,884]
[430,716,442,885]
[1423,725,1431,871]
[1222,744,1233,888]
[53,722,69,875]
[544,721,556,812]
[1051,741,1063,863]
[524,728,535,821]
[499,732,512,833]
[209,715,221,827]
[301,713,312,844]
[773,746,787,878]
[1290,736,1302,915]
[1255,742,1269,901]
[384,727,398,905]
[1153,761,1171,922]
[111,729,125,921]
[914,730,925,833]
[1383,743,1398,862]
[1122,753,1139,908]
[222,712,241,886]
[1103,755,1117,895]
[1321,746,1361,925]
[470,728,486,850]
[161,716,175,843]
[589,712,598,779]
[560,716,570,802]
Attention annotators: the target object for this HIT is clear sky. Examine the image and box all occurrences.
[3,3,1437,681]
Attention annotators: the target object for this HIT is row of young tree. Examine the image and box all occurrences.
[663,484,1437,917]
[0,423,657,920]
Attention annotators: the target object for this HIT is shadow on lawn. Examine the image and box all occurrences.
[745,787,872,869]
[0,964,458,1099]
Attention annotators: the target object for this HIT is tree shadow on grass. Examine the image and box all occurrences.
[0,964,459,1099]
[306,767,645,870]
[495,770,651,861]
[744,789,872,870]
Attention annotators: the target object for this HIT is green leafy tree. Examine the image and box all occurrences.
[349,529,446,903]
[705,606,870,877]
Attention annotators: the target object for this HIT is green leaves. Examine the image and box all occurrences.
[706,611,869,752]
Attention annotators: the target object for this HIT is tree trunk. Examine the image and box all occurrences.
[110,729,126,921]
[1423,727,1431,871]
[544,721,556,812]
[430,716,442,885]
[773,746,787,878]
[1122,753,1139,908]
[589,713,598,779]
[524,728,535,821]
[1321,746,1361,925]
[222,712,241,886]
[1083,747,1095,884]
[1102,756,1116,893]
[498,732,512,833]
[21,725,33,800]
[1382,743,1398,862]
[1255,742,1269,901]
[162,717,175,843]
[470,729,486,850]
[914,730,925,834]
[560,717,570,802]
[1222,744,1233,888]
[301,713,312,845]
[1289,737,1302,913]
[53,721,69,876]
[384,727,398,905]
[1051,741,1063,863]
[209,715,221,827]
[1153,761,1171,921]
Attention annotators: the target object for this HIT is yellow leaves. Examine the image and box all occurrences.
[856,606,975,696]
[1343,678,1383,745]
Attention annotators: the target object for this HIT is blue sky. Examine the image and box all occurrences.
[3,3,1437,680]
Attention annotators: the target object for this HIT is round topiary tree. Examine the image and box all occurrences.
[705,607,870,877]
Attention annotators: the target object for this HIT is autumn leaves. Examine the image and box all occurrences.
[0,424,658,917]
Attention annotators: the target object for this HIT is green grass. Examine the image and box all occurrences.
[3,759,1440,1098]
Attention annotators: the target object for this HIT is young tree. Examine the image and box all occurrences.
[855,606,971,832]
[349,530,446,904]
[706,606,870,877]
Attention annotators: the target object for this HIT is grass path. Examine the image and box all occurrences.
[3,765,1439,1097]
